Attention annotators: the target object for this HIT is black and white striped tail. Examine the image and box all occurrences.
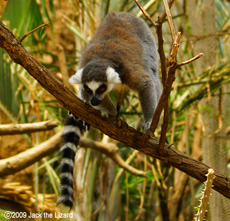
[57,114,87,208]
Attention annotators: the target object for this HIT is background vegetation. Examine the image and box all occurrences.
[0,0,229,220]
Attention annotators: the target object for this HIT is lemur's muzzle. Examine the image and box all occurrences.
[91,97,101,106]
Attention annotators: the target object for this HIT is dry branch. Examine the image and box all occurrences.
[0,131,62,177]
[162,0,176,40]
[149,62,177,133]
[0,121,59,135]
[56,44,72,90]
[160,0,175,22]
[0,21,230,199]
[177,53,204,67]
[133,0,156,27]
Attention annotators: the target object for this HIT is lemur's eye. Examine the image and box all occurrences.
[84,84,92,94]
[97,84,107,93]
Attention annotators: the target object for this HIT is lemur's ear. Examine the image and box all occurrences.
[106,67,121,84]
[69,68,83,84]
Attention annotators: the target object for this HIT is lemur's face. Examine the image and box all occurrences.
[83,81,113,106]
[69,65,121,106]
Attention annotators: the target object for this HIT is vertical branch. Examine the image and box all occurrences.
[160,0,175,22]
[149,33,180,140]
[152,1,179,154]
[156,32,181,153]
[169,32,182,63]
[155,18,167,86]
[57,44,72,90]
[162,0,177,40]
[158,103,169,154]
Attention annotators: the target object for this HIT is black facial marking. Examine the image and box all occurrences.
[96,84,107,94]
[84,84,92,94]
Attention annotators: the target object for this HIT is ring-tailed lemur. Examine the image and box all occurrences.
[57,12,162,208]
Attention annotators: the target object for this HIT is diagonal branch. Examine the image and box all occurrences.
[133,0,156,27]
[0,21,229,199]
[177,53,204,67]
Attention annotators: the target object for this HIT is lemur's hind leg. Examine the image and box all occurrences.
[137,76,158,132]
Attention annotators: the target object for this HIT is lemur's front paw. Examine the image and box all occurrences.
[83,121,91,130]
[68,111,79,121]
[100,109,109,118]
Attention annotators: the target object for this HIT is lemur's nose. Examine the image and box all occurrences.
[91,97,101,106]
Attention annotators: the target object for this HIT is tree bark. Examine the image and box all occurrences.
[0,20,229,199]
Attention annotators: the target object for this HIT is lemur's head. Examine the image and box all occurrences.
[69,60,121,106]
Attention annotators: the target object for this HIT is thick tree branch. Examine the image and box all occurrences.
[0,21,229,199]
[0,121,59,135]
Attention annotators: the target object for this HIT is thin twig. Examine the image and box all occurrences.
[169,32,181,63]
[162,0,177,40]
[19,22,49,43]
[133,0,156,27]
[185,30,230,40]
[155,17,167,86]
[56,44,72,90]
[177,53,204,67]
[160,0,175,22]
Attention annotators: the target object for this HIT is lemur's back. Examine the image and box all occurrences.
[79,12,159,85]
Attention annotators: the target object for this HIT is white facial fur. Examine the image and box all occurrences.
[69,68,83,84]
[86,81,114,98]
[69,66,121,86]
[87,81,102,93]
[106,67,121,84]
